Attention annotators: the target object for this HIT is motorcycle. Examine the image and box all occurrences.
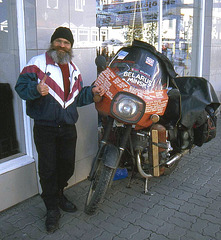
[84,40,220,215]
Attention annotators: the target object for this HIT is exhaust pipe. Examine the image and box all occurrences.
[137,152,153,178]
[166,149,189,168]
[137,152,153,194]
[136,149,189,194]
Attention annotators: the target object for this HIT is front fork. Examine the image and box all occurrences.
[88,117,114,181]
[108,124,132,185]
[88,117,132,181]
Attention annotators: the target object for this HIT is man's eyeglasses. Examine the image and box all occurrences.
[54,39,71,46]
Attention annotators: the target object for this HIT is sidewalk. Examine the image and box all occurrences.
[0,117,221,240]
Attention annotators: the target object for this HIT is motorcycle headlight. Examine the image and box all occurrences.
[111,92,145,123]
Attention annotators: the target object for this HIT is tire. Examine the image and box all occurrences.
[84,160,114,215]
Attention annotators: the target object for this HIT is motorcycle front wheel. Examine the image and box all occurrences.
[84,160,114,215]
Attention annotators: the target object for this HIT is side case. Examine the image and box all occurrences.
[174,77,220,146]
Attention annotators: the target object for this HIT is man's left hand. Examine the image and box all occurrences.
[92,86,105,96]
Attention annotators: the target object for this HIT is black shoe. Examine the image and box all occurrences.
[45,209,61,233]
[59,194,77,212]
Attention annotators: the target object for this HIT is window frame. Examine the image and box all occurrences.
[16,0,33,158]
[75,0,84,11]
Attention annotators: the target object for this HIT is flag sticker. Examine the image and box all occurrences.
[145,57,154,67]
[117,51,129,60]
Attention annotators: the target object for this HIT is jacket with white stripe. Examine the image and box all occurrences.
[15,52,94,126]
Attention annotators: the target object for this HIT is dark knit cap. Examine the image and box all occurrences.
[51,27,74,46]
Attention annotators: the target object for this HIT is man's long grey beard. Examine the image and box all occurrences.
[47,47,73,64]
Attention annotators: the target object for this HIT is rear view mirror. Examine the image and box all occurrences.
[95,55,107,74]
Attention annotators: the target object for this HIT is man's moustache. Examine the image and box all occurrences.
[56,47,68,52]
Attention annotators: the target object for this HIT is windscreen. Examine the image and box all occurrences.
[109,46,168,91]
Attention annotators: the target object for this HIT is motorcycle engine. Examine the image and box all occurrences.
[131,129,150,152]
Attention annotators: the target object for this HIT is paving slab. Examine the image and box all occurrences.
[0,116,221,240]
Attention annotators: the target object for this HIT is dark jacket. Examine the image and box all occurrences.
[15,52,94,126]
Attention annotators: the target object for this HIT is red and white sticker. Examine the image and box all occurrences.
[145,57,154,67]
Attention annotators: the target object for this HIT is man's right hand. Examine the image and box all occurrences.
[37,74,49,96]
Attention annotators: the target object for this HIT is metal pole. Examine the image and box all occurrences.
[158,0,163,52]
[198,0,205,77]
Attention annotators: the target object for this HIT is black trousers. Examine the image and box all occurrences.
[33,124,77,210]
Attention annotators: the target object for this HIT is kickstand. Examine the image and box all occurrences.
[144,178,153,195]
[127,165,136,188]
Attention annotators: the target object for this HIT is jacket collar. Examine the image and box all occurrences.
[46,52,56,65]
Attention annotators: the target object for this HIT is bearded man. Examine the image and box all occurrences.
[15,27,105,233]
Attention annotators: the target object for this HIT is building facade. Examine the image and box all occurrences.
[0,0,220,212]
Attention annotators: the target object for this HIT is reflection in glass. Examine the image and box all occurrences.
[162,2,193,76]
[96,0,195,76]
[0,0,24,160]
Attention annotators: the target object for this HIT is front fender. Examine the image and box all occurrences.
[102,144,119,169]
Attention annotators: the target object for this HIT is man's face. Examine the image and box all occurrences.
[52,38,71,54]
[48,38,73,64]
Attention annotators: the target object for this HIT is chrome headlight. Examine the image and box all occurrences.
[111,92,145,123]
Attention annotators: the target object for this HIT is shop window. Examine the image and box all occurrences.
[96,0,199,77]
[0,0,25,160]
[162,4,194,76]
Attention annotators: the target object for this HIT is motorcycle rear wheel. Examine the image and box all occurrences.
[84,160,114,215]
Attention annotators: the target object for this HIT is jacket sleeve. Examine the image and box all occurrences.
[76,85,94,107]
[15,70,41,100]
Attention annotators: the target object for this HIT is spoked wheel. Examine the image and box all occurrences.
[84,160,114,215]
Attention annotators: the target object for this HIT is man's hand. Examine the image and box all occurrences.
[92,86,105,96]
[92,86,105,103]
[37,73,49,96]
